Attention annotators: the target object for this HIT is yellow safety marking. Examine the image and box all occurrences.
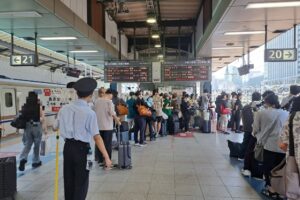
[54,130,59,200]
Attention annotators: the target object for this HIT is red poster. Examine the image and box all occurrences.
[52,106,61,112]
[44,89,51,96]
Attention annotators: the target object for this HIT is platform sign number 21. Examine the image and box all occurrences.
[10,54,36,66]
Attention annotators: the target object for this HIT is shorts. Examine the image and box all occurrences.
[156,116,162,122]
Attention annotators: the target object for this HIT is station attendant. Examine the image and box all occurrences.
[53,77,112,200]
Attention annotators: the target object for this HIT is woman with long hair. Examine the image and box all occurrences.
[19,91,46,171]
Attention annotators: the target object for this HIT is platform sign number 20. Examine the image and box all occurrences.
[265,49,297,62]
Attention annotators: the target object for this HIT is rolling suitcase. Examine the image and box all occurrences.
[168,114,180,135]
[117,122,132,169]
[0,156,16,199]
[159,119,167,136]
[202,120,211,133]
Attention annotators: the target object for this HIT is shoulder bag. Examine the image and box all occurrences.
[117,103,128,115]
[137,105,152,117]
[254,113,280,162]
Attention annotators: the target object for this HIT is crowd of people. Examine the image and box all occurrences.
[225,85,300,200]
[15,78,300,200]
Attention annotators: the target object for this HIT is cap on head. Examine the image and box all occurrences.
[73,77,97,97]
[66,82,75,88]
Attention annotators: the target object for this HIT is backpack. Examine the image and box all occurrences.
[282,97,295,111]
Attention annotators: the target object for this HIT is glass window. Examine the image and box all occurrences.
[5,92,13,108]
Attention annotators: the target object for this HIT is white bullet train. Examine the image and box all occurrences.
[0,76,77,137]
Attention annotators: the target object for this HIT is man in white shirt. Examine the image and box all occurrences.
[94,89,121,165]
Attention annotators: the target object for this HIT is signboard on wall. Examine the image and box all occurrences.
[104,61,152,83]
[10,54,36,66]
[265,48,297,62]
[162,60,210,82]
[152,62,161,83]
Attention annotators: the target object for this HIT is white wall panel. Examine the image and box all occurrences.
[60,0,87,23]
[105,12,128,57]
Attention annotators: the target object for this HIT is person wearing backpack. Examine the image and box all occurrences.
[228,92,261,160]
[281,85,300,112]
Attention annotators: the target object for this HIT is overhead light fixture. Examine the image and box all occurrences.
[157,54,163,58]
[152,34,160,39]
[69,50,98,53]
[0,11,42,18]
[146,12,157,24]
[246,1,300,9]
[224,31,265,35]
[155,44,161,48]
[212,47,243,50]
[40,36,78,40]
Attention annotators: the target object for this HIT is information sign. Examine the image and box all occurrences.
[10,54,36,66]
[104,61,152,83]
[162,60,210,82]
[265,48,297,62]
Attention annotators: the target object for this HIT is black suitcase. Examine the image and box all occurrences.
[250,153,263,179]
[193,116,203,128]
[0,157,16,199]
[168,120,180,135]
[117,128,132,169]
[202,120,211,133]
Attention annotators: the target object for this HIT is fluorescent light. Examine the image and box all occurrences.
[146,17,157,24]
[246,1,300,9]
[224,31,265,35]
[0,11,42,18]
[40,37,78,41]
[152,34,160,39]
[157,54,163,58]
[69,50,98,53]
[155,44,161,48]
[212,47,243,50]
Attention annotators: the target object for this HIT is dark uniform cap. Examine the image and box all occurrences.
[73,77,97,93]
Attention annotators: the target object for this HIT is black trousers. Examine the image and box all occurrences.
[183,114,191,132]
[63,140,89,200]
[134,116,146,144]
[234,113,241,131]
[263,149,285,187]
[96,130,113,163]
[243,135,256,170]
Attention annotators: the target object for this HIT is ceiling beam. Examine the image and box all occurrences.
[118,19,196,28]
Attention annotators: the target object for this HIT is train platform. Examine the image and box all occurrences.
[0,131,266,200]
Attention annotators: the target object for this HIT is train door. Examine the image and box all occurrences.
[0,89,17,136]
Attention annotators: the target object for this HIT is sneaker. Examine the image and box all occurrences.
[134,143,139,146]
[238,158,244,161]
[32,161,42,168]
[241,169,251,177]
[19,159,27,171]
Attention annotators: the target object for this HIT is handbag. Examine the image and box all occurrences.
[117,104,128,115]
[271,112,300,199]
[137,105,151,117]
[10,113,26,129]
[254,113,281,162]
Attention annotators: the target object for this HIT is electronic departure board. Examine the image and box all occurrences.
[104,61,152,83]
[162,60,210,82]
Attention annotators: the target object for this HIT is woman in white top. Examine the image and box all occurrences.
[152,89,163,137]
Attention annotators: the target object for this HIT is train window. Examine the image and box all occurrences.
[5,92,13,107]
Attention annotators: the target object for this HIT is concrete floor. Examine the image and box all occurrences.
[1,132,263,200]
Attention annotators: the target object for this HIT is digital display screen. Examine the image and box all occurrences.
[162,60,210,82]
[104,61,152,83]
